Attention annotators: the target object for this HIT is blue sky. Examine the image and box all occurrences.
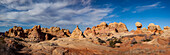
[0,0,170,32]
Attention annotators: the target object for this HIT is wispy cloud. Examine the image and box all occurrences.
[132,2,165,13]
[0,0,114,27]
[122,8,130,12]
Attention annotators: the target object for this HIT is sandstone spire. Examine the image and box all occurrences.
[70,25,84,39]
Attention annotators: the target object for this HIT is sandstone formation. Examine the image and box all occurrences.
[134,22,143,34]
[2,22,170,55]
[117,22,128,32]
[135,22,142,30]
[148,23,157,32]
[5,26,25,38]
[70,25,84,39]
[141,27,147,32]
[5,25,71,41]
[164,26,170,30]
[28,25,44,41]
[148,23,163,34]
[84,22,128,38]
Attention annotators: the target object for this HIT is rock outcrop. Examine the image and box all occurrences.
[148,23,163,34]
[70,25,84,39]
[148,23,157,32]
[5,25,71,41]
[117,22,128,32]
[84,22,128,38]
[164,26,170,30]
[5,26,25,38]
[41,27,71,39]
[28,25,44,42]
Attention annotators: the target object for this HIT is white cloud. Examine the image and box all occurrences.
[132,2,165,13]
[0,0,114,27]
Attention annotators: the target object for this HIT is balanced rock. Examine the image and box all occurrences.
[135,22,142,30]
[70,25,84,39]
[134,22,143,34]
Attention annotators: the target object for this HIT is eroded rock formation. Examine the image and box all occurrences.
[70,25,84,39]
[5,26,25,38]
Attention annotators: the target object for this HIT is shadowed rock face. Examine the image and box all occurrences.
[5,26,25,38]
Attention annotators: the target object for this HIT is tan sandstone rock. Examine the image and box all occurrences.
[117,22,128,32]
[28,25,44,41]
[70,25,84,39]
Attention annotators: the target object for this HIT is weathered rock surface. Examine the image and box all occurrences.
[117,22,128,32]
[70,25,84,39]
[134,22,143,34]
[5,38,118,55]
[27,25,45,42]
[84,22,128,38]
[5,26,25,38]
[3,22,170,55]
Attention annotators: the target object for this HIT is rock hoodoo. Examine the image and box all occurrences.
[134,22,143,34]
[70,25,84,39]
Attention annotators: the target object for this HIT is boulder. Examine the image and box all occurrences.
[134,22,143,34]
[135,22,142,30]
[148,23,156,32]
[141,27,147,31]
